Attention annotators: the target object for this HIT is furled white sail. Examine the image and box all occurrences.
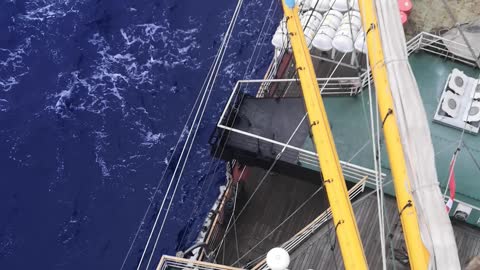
[373,0,461,268]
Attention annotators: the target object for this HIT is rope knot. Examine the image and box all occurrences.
[366,23,376,35]
[381,108,393,127]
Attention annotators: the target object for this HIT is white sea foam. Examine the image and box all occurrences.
[20,1,80,22]
[142,131,167,147]
[0,99,9,112]
[0,39,31,107]
[94,131,111,177]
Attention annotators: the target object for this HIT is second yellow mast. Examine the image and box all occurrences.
[358,0,430,268]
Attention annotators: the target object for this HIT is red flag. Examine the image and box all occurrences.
[445,150,459,212]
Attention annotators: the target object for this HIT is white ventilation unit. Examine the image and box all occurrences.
[441,91,460,118]
[301,11,323,49]
[330,0,354,12]
[448,68,467,95]
[296,0,313,12]
[352,0,359,10]
[474,80,480,99]
[310,0,331,12]
[312,10,342,51]
[331,11,362,53]
[272,10,324,50]
[454,203,472,221]
[464,101,480,122]
[272,19,288,49]
[354,30,367,54]
[434,69,480,134]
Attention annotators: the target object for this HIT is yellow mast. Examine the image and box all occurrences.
[358,0,430,268]
[281,1,368,269]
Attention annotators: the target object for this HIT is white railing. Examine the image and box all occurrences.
[360,31,480,89]
[216,83,384,185]
[257,50,286,98]
[231,77,363,99]
[251,177,368,270]
[216,116,384,186]
[157,255,243,270]
[444,196,480,213]
[298,151,386,185]
[417,32,480,66]
[219,78,361,131]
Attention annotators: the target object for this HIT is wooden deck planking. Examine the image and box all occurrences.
[216,166,327,267]
[216,171,480,269]
[287,192,480,269]
[454,221,480,266]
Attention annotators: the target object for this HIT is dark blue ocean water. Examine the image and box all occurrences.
[0,0,279,269]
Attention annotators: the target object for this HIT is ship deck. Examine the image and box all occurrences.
[276,50,480,224]
[212,37,480,269]
[221,49,480,223]
[216,166,480,269]
[287,191,480,269]
[317,52,480,218]
[215,166,328,267]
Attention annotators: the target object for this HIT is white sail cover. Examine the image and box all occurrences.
[373,0,461,269]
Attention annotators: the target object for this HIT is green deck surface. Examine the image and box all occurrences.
[300,52,480,225]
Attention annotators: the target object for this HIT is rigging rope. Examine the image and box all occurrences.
[231,184,324,266]
[435,4,480,205]
[205,3,334,253]
[119,17,221,270]
[439,0,480,68]
[247,179,393,270]
[133,0,246,269]
[327,221,340,270]
[282,51,347,97]
[213,38,353,253]
[441,74,480,199]
[345,0,360,69]
[218,37,369,266]
[213,167,245,262]
[365,34,387,269]
[231,177,242,262]
[143,1,246,268]
[213,112,308,260]
[177,0,279,249]
[281,0,341,98]
[374,0,463,267]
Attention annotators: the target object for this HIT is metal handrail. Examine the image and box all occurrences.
[298,152,386,185]
[217,122,384,182]
[360,31,479,89]
[218,78,363,129]
[157,255,243,270]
